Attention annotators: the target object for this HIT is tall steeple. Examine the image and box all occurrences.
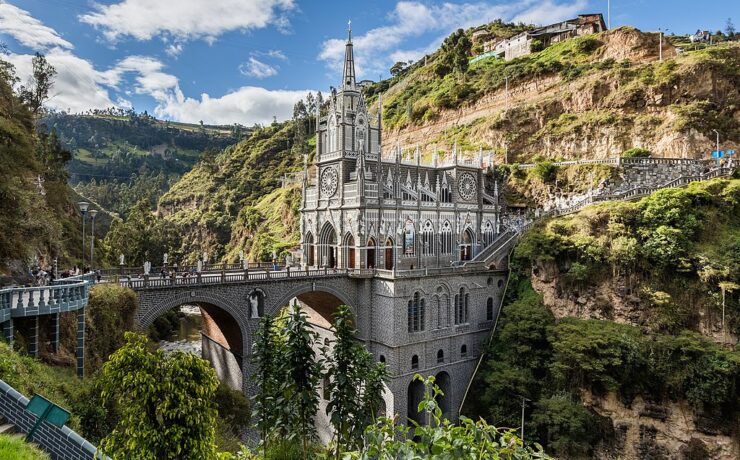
[342,20,356,89]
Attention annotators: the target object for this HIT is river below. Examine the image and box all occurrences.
[159,305,203,355]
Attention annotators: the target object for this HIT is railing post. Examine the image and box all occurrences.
[143,274,149,288]
[244,269,249,281]
[221,269,226,283]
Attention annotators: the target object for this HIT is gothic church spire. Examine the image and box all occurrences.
[342,20,356,89]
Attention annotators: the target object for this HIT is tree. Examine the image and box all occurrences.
[281,303,321,459]
[726,18,736,38]
[252,315,282,453]
[389,61,407,77]
[19,52,56,117]
[97,332,220,459]
[324,305,387,455]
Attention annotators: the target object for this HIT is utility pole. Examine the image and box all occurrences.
[713,129,720,154]
[520,396,530,442]
[607,0,611,29]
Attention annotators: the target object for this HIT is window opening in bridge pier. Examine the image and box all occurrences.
[486,297,494,321]
[454,288,469,324]
[366,237,376,269]
[435,371,451,420]
[407,292,425,333]
[407,378,425,426]
[460,344,468,358]
[411,354,419,370]
[384,237,394,270]
[379,354,386,363]
[437,349,444,363]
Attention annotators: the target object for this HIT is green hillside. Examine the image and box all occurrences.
[465,178,740,458]
[42,112,248,217]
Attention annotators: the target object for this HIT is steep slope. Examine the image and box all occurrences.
[152,120,311,264]
[372,27,738,161]
[466,178,740,459]
[42,112,247,218]
[0,63,91,280]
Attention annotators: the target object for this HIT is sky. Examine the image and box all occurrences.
[0,0,737,126]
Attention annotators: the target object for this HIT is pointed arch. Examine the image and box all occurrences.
[460,227,474,261]
[483,220,495,247]
[319,222,337,268]
[343,232,356,269]
[440,220,453,255]
[384,237,394,270]
[366,237,377,269]
[304,231,315,267]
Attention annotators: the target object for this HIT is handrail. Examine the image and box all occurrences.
[0,273,96,315]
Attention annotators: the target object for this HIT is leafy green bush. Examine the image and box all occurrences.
[622,147,651,158]
[532,394,600,458]
[530,161,559,183]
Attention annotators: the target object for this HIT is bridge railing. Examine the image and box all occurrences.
[0,273,95,316]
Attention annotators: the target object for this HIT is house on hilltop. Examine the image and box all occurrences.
[491,13,606,60]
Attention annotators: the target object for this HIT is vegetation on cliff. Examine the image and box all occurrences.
[466,179,740,458]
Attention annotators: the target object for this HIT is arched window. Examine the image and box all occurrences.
[440,220,453,255]
[437,349,444,363]
[454,288,469,325]
[486,297,494,321]
[407,292,425,333]
[411,354,419,370]
[421,220,434,256]
[319,222,337,268]
[460,344,468,358]
[379,355,386,363]
[440,174,451,203]
[403,219,415,256]
[483,220,495,247]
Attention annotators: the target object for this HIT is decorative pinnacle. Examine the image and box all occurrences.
[348,20,352,42]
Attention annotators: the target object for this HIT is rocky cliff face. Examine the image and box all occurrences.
[380,28,738,162]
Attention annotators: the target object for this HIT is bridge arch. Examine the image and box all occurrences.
[269,282,357,324]
[136,291,250,391]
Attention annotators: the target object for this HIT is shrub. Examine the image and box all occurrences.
[622,147,651,158]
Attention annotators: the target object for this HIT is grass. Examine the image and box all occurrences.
[0,341,81,429]
[0,434,50,459]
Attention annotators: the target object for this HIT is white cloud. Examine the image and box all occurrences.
[0,2,73,50]
[319,0,588,79]
[153,86,311,126]
[239,57,278,78]
[7,49,116,112]
[79,0,295,43]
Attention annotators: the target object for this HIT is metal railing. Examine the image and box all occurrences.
[0,272,96,316]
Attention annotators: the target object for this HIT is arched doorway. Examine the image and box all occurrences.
[366,237,376,269]
[304,232,315,267]
[435,371,452,420]
[343,233,355,269]
[319,223,337,268]
[384,237,394,270]
[407,378,425,426]
[460,228,473,261]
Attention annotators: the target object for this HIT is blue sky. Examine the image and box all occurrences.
[1,0,737,125]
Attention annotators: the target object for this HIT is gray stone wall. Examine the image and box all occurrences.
[0,379,105,460]
[202,333,243,391]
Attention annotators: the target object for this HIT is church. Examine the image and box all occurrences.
[299,27,508,424]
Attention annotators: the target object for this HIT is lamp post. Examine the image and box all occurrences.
[77,201,89,267]
[712,129,720,154]
[89,209,98,269]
